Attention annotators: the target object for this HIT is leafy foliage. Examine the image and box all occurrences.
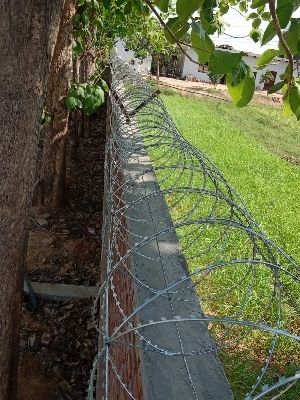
[227,68,255,107]
[289,82,300,120]
[66,82,106,115]
[259,70,275,85]
[70,0,300,119]
[256,48,278,69]
[143,0,300,119]
[70,0,156,114]
[267,80,286,94]
[164,17,189,44]
[191,20,215,64]
[208,50,242,75]
[208,71,224,86]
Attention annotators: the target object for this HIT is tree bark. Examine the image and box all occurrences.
[42,0,76,209]
[69,59,80,162]
[0,1,63,399]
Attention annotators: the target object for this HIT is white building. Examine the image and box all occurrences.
[179,46,297,90]
[114,40,152,75]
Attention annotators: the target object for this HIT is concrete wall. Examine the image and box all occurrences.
[181,47,294,90]
[115,40,152,74]
[96,89,233,399]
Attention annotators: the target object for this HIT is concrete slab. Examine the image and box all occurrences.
[23,280,99,299]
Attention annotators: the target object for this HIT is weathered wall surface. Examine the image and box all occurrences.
[181,47,295,89]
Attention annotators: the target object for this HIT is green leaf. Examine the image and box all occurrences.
[257,49,278,69]
[95,17,103,29]
[250,28,261,43]
[73,14,81,26]
[155,0,169,12]
[100,78,109,92]
[261,21,276,45]
[227,69,255,107]
[230,60,248,86]
[81,12,90,27]
[164,17,189,43]
[267,80,286,94]
[283,97,294,116]
[191,21,215,64]
[289,83,300,120]
[261,11,271,21]
[132,0,143,12]
[199,10,217,34]
[93,86,105,103]
[239,1,247,12]
[279,19,300,55]
[66,96,80,110]
[203,0,217,22]
[92,0,100,9]
[277,2,294,29]
[252,18,261,29]
[76,85,85,97]
[219,2,229,15]
[83,95,96,115]
[247,12,258,19]
[208,50,242,74]
[250,0,268,8]
[73,40,84,57]
[176,0,204,22]
[124,1,132,14]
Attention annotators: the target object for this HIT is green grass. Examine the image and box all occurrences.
[161,94,300,261]
[143,94,300,399]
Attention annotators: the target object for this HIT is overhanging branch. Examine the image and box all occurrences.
[268,0,294,86]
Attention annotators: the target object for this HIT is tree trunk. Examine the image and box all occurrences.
[69,59,80,162]
[156,59,160,82]
[0,1,63,399]
[42,0,76,209]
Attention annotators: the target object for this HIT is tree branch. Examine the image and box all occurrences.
[268,0,294,86]
[229,6,246,18]
[144,0,204,66]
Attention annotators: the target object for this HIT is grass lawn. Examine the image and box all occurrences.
[147,93,300,398]
[161,94,300,262]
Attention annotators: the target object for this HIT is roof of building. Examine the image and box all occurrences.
[184,43,290,64]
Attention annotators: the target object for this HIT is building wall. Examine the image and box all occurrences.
[242,53,289,90]
[115,40,152,74]
[181,48,293,90]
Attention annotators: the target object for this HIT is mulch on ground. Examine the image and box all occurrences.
[17,106,106,400]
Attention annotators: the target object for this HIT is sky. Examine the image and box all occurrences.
[212,7,300,55]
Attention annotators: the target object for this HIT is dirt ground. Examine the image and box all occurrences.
[158,76,282,107]
[17,107,106,400]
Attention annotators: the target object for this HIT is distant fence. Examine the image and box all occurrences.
[87,56,300,400]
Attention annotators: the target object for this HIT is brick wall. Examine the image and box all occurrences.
[97,122,144,400]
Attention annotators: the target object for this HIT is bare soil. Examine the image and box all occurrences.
[158,76,282,108]
[17,106,106,400]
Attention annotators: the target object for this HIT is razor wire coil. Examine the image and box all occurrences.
[87,56,300,400]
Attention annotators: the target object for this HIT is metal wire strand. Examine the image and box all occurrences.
[88,56,300,400]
